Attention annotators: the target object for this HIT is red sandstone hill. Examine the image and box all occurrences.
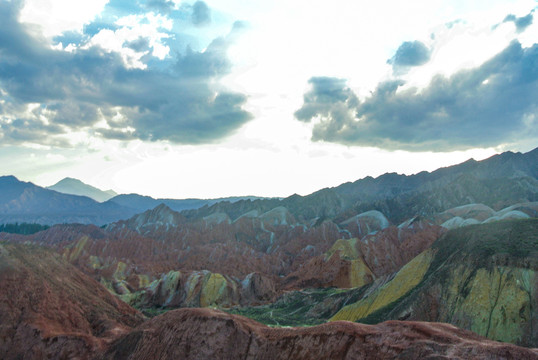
[100,308,538,360]
[0,211,444,310]
[1,242,537,359]
[0,242,144,360]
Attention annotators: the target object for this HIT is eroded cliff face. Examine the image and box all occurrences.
[423,265,536,345]
[120,269,276,309]
[283,218,443,290]
[1,207,443,309]
[330,218,538,347]
[100,308,538,360]
[0,243,144,360]
[1,204,536,349]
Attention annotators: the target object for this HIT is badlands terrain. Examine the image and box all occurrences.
[0,148,537,359]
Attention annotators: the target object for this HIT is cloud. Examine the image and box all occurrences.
[387,40,431,74]
[192,1,211,26]
[294,77,358,124]
[145,0,176,14]
[0,0,252,146]
[295,41,538,151]
[502,11,534,33]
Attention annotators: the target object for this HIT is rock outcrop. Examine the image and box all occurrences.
[331,218,538,347]
[124,270,276,309]
[436,202,538,229]
[0,242,144,360]
[100,308,538,360]
[283,219,443,290]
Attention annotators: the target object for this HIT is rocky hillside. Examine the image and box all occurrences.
[2,202,534,318]
[182,148,538,223]
[331,218,538,347]
[1,148,536,226]
[2,242,536,359]
[1,243,535,360]
[1,203,446,312]
[0,242,144,360]
[100,308,538,360]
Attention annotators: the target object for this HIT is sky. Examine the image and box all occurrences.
[0,0,537,199]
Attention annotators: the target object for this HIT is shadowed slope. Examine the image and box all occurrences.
[332,218,538,347]
[101,308,538,360]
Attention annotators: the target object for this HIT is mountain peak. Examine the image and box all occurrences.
[48,177,117,202]
[153,203,174,213]
[0,175,20,183]
[55,177,85,185]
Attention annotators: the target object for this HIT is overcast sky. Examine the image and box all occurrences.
[1,0,537,198]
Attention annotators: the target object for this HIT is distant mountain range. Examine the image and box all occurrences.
[48,177,269,211]
[0,175,130,225]
[181,147,538,223]
[0,147,536,225]
[108,193,271,214]
[0,176,273,225]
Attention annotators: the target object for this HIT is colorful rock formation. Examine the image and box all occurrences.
[0,242,144,360]
[331,218,538,347]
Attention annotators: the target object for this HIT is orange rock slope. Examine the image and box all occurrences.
[2,242,537,360]
[0,242,144,360]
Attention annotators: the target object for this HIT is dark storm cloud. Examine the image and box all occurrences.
[294,77,358,123]
[192,1,211,26]
[387,41,431,74]
[1,117,64,142]
[295,41,538,151]
[502,11,534,33]
[0,0,252,146]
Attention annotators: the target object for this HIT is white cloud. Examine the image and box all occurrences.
[20,0,109,39]
[4,0,537,198]
[86,12,172,69]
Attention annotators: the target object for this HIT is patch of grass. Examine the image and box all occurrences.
[431,218,537,270]
[225,286,368,327]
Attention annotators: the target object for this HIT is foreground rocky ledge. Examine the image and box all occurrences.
[101,308,538,360]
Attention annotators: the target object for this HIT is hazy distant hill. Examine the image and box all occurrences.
[0,176,273,225]
[47,177,117,202]
[0,176,135,225]
[109,193,270,214]
[1,148,536,226]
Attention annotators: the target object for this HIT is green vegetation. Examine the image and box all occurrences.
[0,222,50,235]
[226,287,368,327]
[431,218,537,269]
[357,218,538,326]
[334,219,538,326]
[140,307,169,318]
